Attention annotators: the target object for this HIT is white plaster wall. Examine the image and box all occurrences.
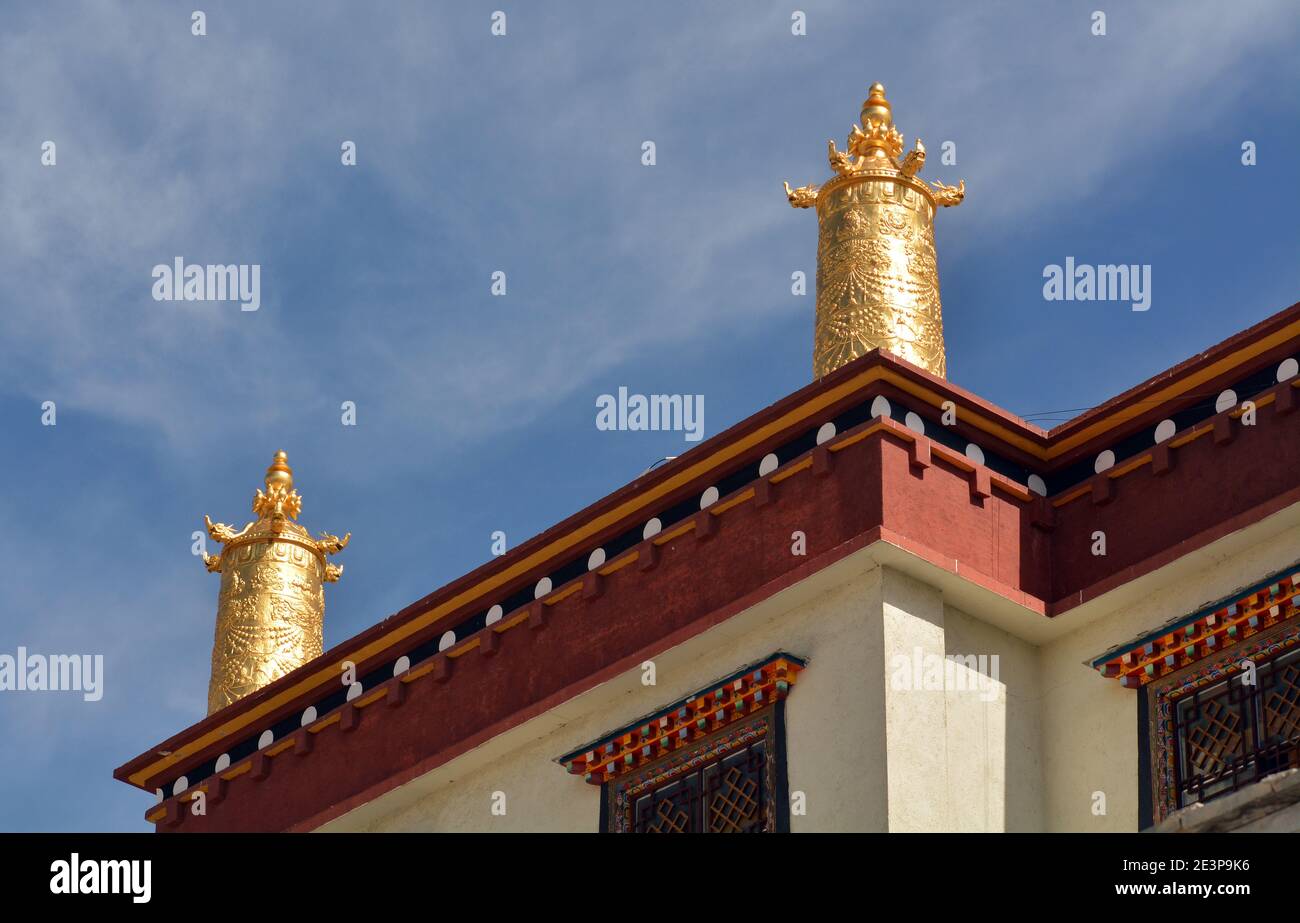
[870,567,1042,832]
[354,726,602,832]
[327,553,893,832]
[943,604,1043,832]
[878,568,949,831]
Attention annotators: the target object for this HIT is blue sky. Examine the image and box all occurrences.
[1,1,1297,831]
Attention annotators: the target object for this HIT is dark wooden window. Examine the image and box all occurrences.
[604,705,788,833]
[632,738,768,833]
[1169,646,1300,808]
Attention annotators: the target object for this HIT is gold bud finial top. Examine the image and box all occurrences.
[265,450,293,491]
[861,82,891,128]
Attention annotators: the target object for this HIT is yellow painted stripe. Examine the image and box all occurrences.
[1046,318,1300,458]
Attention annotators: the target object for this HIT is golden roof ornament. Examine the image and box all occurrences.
[785,82,965,379]
[201,451,349,714]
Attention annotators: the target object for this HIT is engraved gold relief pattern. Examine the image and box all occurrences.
[785,82,963,379]
[202,452,348,714]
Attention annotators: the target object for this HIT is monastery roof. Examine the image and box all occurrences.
[115,300,1300,831]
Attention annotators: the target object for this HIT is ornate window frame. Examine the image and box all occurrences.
[1091,566,1300,826]
[1145,613,1300,823]
[606,705,783,832]
[557,653,804,833]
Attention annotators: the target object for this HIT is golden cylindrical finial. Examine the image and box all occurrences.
[201,452,349,714]
[785,82,965,379]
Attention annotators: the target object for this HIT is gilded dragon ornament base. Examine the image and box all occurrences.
[202,451,348,714]
[785,83,964,379]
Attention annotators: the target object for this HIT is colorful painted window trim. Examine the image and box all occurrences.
[560,653,803,785]
[1094,570,1299,688]
[557,652,802,833]
[1146,618,1300,822]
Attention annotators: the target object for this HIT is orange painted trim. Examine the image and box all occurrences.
[564,656,804,785]
[1095,575,1299,687]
